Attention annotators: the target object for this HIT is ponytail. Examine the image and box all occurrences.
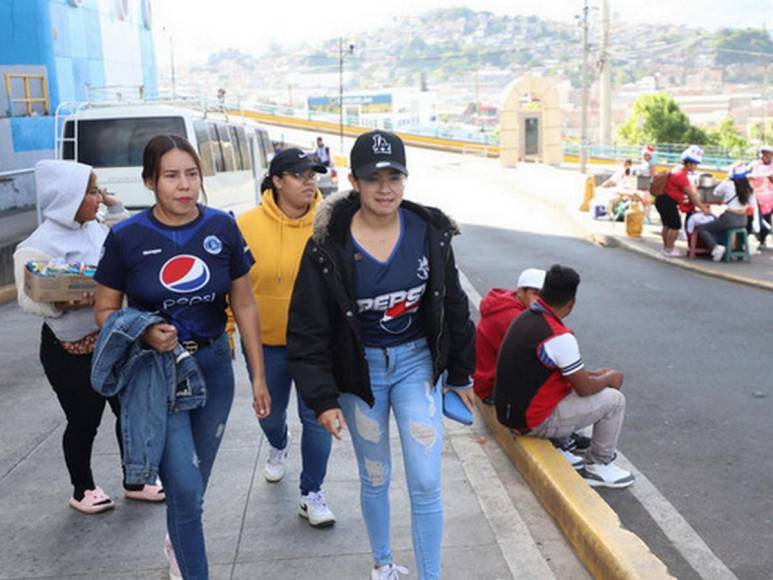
[261,174,274,193]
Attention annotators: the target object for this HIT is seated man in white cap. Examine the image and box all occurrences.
[472,268,589,467]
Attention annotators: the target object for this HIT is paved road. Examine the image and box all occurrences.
[399,146,771,580]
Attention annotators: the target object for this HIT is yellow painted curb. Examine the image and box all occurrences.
[0,284,16,305]
[477,401,674,580]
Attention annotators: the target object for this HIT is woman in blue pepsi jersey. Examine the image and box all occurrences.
[288,130,476,580]
[94,135,271,580]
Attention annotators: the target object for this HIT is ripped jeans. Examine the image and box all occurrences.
[159,333,234,580]
[339,339,444,580]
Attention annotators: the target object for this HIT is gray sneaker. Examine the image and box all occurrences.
[581,460,635,489]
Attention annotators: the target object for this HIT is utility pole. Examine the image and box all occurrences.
[162,27,177,100]
[338,39,355,153]
[598,0,611,146]
[580,0,590,174]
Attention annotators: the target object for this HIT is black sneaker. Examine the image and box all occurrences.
[569,432,592,452]
[550,433,592,453]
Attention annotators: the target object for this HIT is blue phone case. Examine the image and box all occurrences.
[443,390,473,426]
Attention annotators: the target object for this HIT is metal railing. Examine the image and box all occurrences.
[561,143,754,170]
[4,74,49,117]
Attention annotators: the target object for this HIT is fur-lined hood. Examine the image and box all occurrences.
[311,189,460,245]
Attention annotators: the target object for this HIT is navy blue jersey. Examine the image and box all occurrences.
[352,209,429,347]
[95,205,254,341]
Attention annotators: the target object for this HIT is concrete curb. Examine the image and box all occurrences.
[0,284,16,305]
[590,231,773,292]
[476,401,674,580]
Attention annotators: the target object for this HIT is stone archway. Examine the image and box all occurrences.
[500,75,562,166]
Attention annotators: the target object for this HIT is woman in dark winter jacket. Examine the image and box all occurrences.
[287,130,475,580]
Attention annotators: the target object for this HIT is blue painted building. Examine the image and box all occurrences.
[0,0,158,209]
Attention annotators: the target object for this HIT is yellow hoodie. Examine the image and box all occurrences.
[237,189,322,346]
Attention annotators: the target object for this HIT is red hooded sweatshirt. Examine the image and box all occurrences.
[473,288,527,400]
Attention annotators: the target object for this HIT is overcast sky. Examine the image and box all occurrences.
[153,0,767,66]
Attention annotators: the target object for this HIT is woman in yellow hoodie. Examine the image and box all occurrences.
[237,147,336,527]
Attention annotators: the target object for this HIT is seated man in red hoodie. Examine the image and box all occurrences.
[473,268,590,466]
[473,268,545,405]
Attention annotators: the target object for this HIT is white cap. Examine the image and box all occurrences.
[681,145,704,164]
[517,268,546,290]
[760,144,773,154]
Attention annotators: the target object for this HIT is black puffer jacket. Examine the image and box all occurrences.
[287,190,476,417]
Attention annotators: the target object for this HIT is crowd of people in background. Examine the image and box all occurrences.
[642,144,773,261]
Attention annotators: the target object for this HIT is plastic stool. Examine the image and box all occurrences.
[687,231,711,259]
[724,228,750,262]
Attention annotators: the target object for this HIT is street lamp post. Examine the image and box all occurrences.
[580,0,589,174]
[339,38,354,153]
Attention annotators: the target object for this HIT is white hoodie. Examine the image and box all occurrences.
[14,160,125,342]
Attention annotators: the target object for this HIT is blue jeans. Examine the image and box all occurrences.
[245,345,332,494]
[159,334,234,580]
[339,339,444,580]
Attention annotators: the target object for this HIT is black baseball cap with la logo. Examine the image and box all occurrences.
[350,130,408,179]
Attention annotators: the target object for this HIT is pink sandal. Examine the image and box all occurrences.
[125,481,165,502]
[68,486,115,514]
[164,534,182,580]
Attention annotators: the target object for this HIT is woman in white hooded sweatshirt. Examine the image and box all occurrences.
[13,160,163,513]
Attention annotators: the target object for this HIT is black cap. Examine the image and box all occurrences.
[269,148,326,177]
[350,130,408,179]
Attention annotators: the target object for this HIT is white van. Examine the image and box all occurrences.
[56,103,270,215]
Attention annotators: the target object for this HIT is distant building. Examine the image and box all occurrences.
[0,0,158,209]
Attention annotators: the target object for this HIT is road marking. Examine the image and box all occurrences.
[456,268,738,580]
[450,434,556,580]
[615,456,738,580]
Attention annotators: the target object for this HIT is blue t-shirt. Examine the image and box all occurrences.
[95,205,254,341]
[352,209,430,347]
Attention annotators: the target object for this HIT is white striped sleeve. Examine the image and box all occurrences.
[542,333,583,376]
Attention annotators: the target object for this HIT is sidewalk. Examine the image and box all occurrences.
[0,301,588,580]
[506,162,773,292]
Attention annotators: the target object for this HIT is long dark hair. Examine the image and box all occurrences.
[142,135,207,203]
[734,177,752,205]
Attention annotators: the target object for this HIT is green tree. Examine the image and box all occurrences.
[706,116,749,155]
[617,93,707,145]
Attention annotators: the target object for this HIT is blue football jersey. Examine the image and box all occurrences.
[352,209,430,348]
[95,206,254,341]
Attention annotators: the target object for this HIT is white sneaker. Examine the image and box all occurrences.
[582,461,635,489]
[163,534,182,580]
[263,432,290,483]
[371,563,410,580]
[711,245,726,262]
[557,448,584,470]
[299,490,336,528]
[661,248,684,257]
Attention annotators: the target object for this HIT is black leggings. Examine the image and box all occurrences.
[39,323,127,498]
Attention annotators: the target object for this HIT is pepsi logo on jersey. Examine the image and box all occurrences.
[159,254,217,310]
[159,255,211,293]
